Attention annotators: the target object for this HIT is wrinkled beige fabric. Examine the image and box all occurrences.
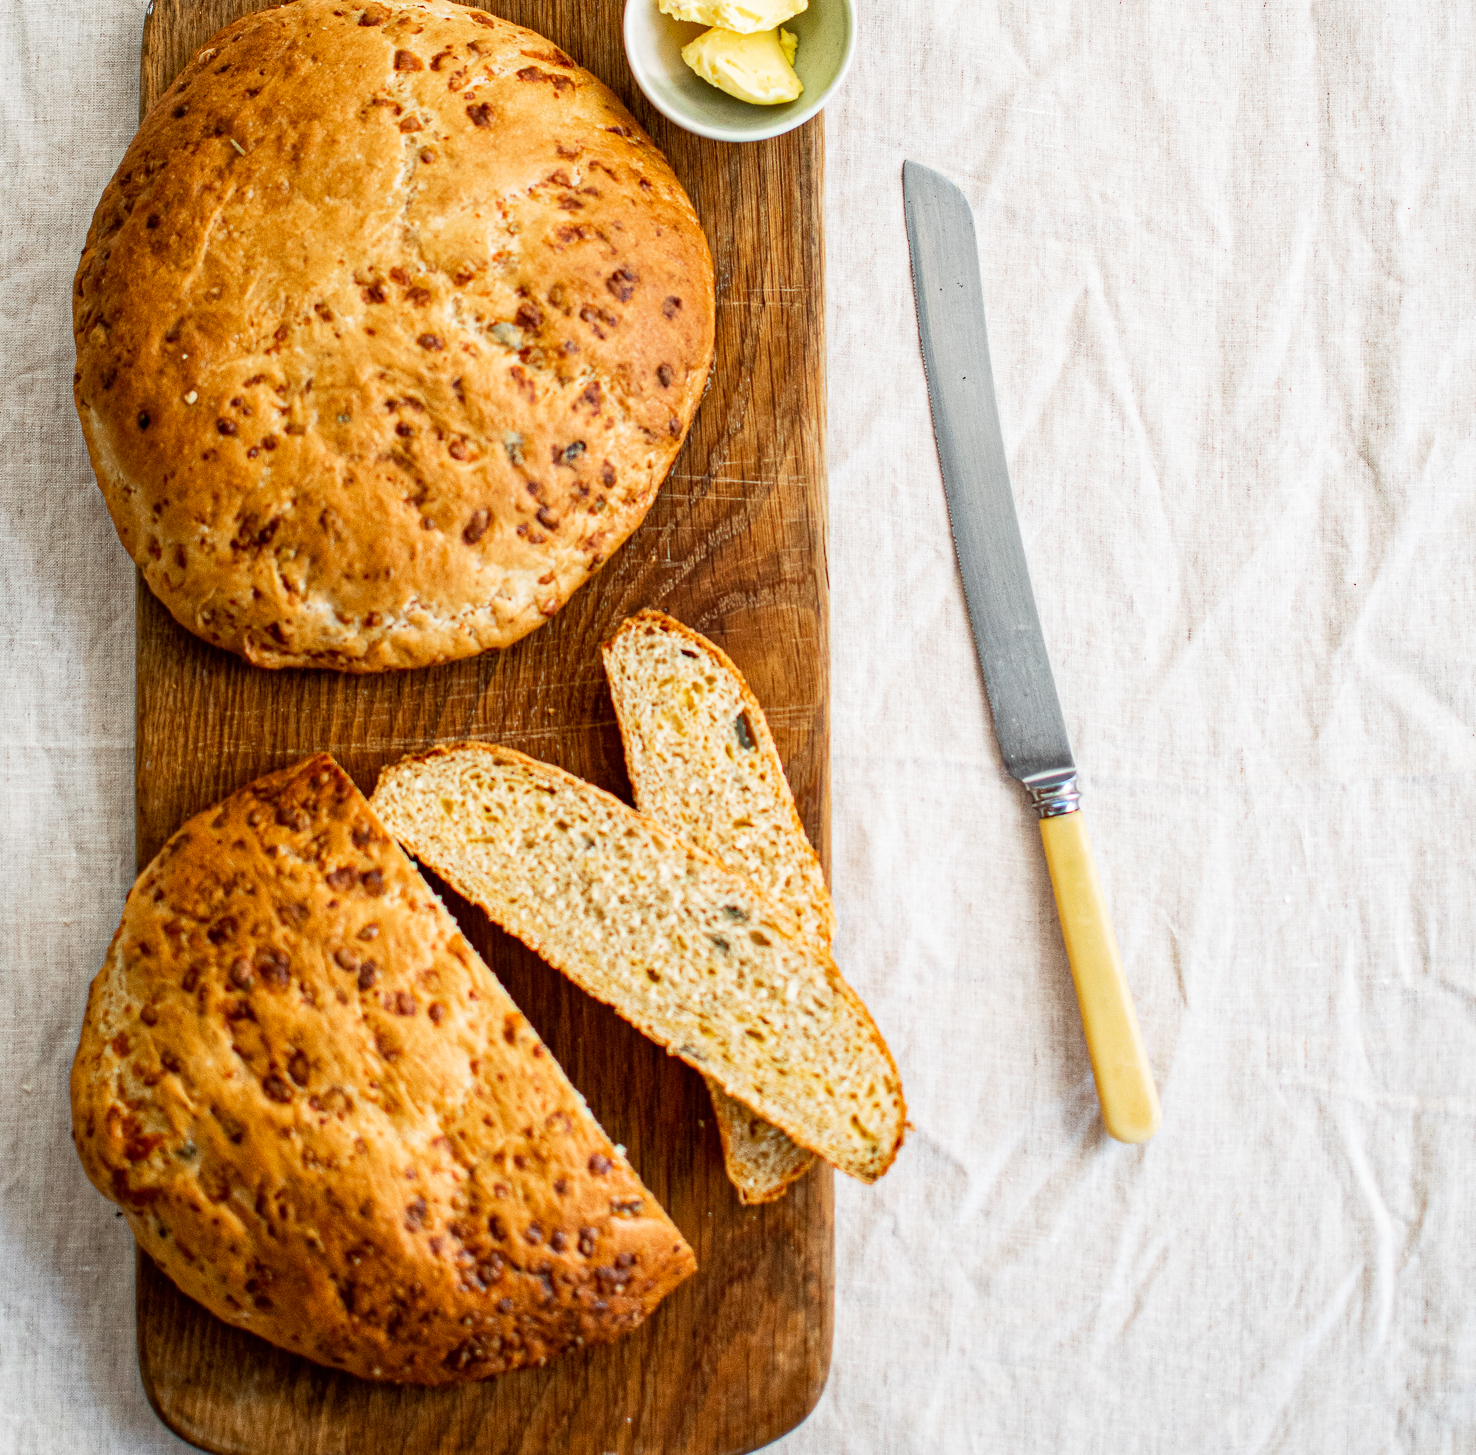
[2,1,1472,1450]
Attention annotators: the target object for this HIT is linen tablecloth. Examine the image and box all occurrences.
[3,2,1473,1450]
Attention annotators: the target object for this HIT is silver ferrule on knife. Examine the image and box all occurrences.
[1023,770,1081,819]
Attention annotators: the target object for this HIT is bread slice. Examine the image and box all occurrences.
[603,610,834,1203]
[602,611,833,949]
[702,1080,817,1204]
[370,743,905,1184]
[71,755,694,1385]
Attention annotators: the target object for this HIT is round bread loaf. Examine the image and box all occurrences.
[73,0,714,671]
[70,755,696,1383]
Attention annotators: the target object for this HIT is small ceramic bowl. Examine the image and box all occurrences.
[623,0,855,144]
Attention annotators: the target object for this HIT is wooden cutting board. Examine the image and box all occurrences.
[131,3,831,1452]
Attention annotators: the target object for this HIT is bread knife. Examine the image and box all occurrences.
[902,161,1161,1143]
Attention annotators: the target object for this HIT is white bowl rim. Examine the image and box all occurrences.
[622,0,856,144]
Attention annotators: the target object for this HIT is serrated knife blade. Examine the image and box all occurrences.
[903,160,1161,1144]
[902,162,1074,794]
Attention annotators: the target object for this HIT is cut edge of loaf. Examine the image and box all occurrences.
[369,741,905,1184]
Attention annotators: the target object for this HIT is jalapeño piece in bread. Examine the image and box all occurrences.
[73,0,714,670]
[370,742,906,1184]
[70,755,694,1384]
[603,610,834,1204]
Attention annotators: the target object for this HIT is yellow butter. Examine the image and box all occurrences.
[659,0,806,34]
[680,26,803,106]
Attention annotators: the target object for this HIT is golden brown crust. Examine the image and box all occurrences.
[70,755,694,1384]
[73,0,714,671]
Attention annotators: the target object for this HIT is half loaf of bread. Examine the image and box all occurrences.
[70,755,694,1384]
[603,610,833,1203]
[370,742,905,1183]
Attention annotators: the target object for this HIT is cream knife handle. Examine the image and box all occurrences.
[1038,809,1161,1144]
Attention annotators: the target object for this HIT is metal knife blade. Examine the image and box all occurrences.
[902,160,1075,801]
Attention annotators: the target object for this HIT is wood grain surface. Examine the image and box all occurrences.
[131,2,832,1452]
